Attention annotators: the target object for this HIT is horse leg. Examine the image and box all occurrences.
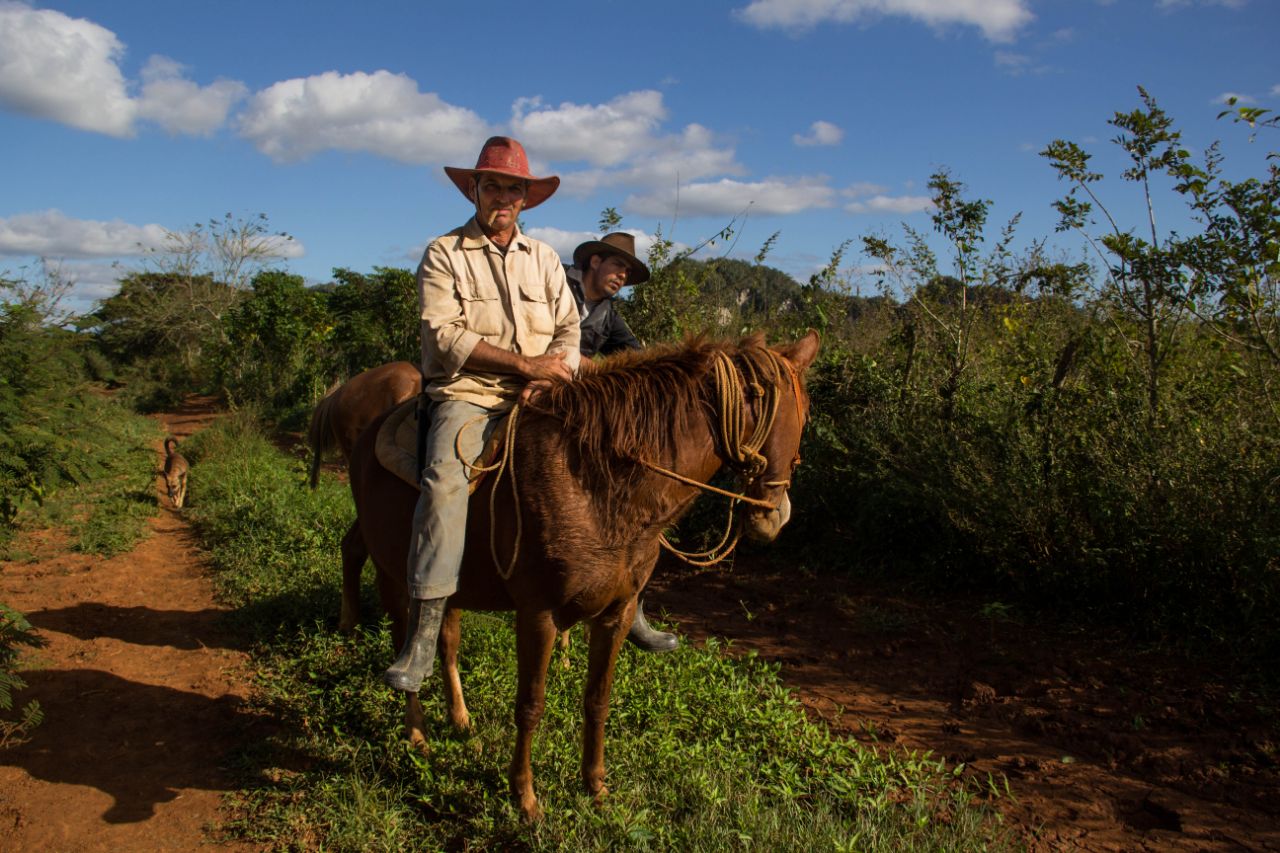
[581,601,632,804]
[509,609,557,821]
[439,605,470,731]
[557,628,571,670]
[338,520,366,634]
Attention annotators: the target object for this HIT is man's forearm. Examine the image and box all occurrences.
[463,339,530,378]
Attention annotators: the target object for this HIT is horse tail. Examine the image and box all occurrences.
[307,381,343,489]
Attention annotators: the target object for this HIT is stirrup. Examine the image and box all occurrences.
[627,599,679,653]
[383,597,447,692]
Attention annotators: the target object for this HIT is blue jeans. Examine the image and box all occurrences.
[407,399,503,599]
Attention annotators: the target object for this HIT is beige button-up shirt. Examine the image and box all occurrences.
[418,217,581,409]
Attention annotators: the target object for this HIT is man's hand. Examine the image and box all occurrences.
[522,350,574,383]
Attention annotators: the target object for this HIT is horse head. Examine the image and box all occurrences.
[736,330,820,543]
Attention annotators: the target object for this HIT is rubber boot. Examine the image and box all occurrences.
[626,599,679,652]
[383,597,447,692]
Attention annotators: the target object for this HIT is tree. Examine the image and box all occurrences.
[324,267,419,379]
[214,270,331,411]
[1042,87,1213,427]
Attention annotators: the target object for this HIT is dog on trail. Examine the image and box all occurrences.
[162,437,189,508]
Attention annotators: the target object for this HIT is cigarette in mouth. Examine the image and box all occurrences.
[486,210,502,227]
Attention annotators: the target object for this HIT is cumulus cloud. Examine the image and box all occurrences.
[845,194,934,215]
[511,93,743,197]
[0,2,135,136]
[238,70,491,164]
[0,3,244,138]
[793,120,844,147]
[0,210,170,257]
[627,177,837,218]
[734,0,1033,42]
[136,56,247,136]
[0,209,303,261]
[512,91,669,166]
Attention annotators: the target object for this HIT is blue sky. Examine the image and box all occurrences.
[1,0,1277,314]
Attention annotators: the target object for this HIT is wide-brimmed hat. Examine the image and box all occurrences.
[443,136,559,210]
[572,232,651,285]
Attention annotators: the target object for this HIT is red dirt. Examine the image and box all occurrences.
[2,396,1277,851]
[0,398,263,852]
[645,560,1280,851]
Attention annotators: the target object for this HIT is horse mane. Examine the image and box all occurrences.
[529,334,783,516]
[536,336,719,463]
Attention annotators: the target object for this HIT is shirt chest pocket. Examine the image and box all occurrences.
[517,279,554,336]
[458,275,504,337]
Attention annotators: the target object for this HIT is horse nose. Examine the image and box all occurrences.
[743,492,790,542]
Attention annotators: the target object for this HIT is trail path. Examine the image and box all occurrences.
[0,398,260,852]
[1,396,1276,851]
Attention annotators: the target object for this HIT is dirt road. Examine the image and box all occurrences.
[0,399,260,852]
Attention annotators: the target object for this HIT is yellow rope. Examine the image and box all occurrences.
[456,406,523,580]
[652,349,798,566]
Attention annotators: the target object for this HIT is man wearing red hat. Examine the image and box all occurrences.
[385,136,581,693]
[566,232,678,652]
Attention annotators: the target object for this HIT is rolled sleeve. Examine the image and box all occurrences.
[418,240,481,378]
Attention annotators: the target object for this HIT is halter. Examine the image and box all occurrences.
[641,348,806,566]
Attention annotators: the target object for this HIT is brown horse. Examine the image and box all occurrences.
[346,331,819,820]
[306,361,421,631]
[307,360,421,489]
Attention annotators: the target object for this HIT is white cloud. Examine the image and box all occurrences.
[0,210,170,257]
[735,0,1033,42]
[1273,84,1280,96]
[627,177,837,218]
[0,3,245,138]
[238,70,491,164]
[845,194,934,215]
[0,2,135,136]
[512,91,669,166]
[844,181,889,197]
[136,56,247,136]
[0,209,303,261]
[510,93,743,197]
[793,120,844,147]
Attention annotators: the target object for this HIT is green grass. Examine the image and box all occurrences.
[2,393,159,558]
[184,418,1016,851]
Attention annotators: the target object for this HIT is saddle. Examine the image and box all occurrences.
[374,398,511,493]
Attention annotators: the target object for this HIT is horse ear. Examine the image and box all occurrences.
[774,329,820,371]
[741,330,767,349]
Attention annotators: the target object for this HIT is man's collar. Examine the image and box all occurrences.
[461,216,530,252]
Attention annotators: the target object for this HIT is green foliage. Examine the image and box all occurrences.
[323,266,419,379]
[0,603,45,748]
[186,421,1008,851]
[213,270,331,423]
[2,271,158,550]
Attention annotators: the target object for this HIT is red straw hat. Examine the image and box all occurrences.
[444,136,560,210]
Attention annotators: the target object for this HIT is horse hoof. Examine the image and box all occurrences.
[519,797,543,822]
[591,784,610,807]
[409,730,430,755]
